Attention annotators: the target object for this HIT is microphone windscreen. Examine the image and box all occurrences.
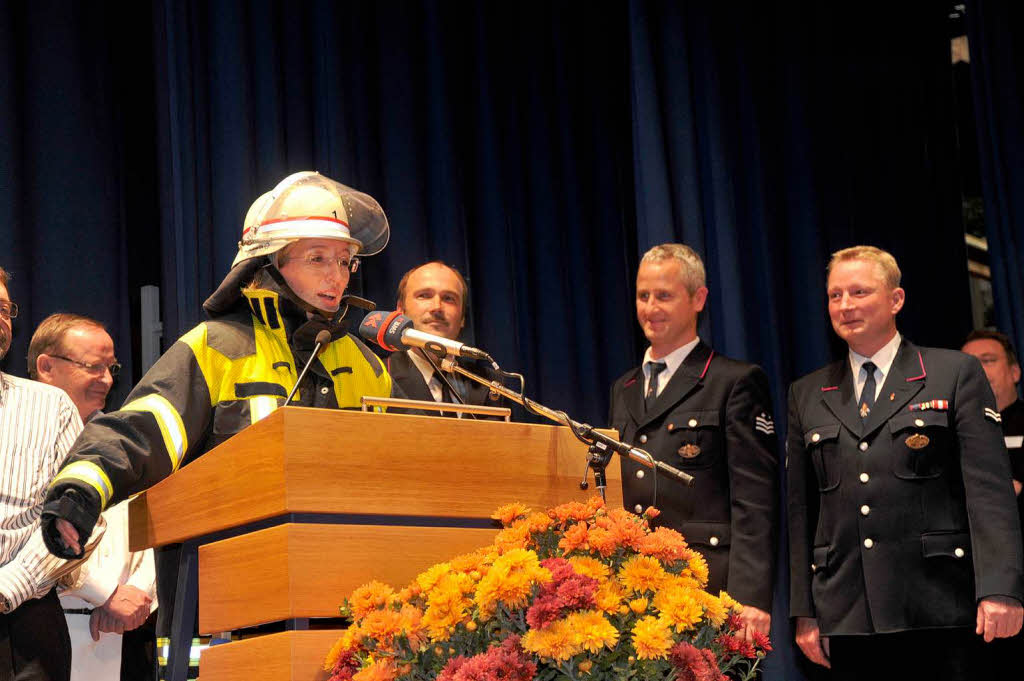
[358,310,413,352]
[314,329,333,348]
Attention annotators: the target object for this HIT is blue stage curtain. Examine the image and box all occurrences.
[629,2,969,679]
[0,1,160,408]
[150,0,639,426]
[966,0,1024,352]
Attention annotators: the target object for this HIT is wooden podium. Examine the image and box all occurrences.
[128,407,622,681]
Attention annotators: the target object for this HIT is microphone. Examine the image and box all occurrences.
[285,329,332,405]
[359,310,492,361]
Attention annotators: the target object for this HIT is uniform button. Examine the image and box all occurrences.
[859,441,869,452]
[859,473,870,483]
[634,504,644,514]
[709,536,719,546]
[811,563,818,573]
[860,505,870,516]
[667,423,674,430]
[635,470,645,479]
[320,386,330,395]
[639,434,648,444]
[954,548,965,559]
[863,538,874,549]
[914,418,925,427]
[688,418,698,428]
[811,433,821,443]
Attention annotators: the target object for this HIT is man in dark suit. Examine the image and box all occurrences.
[609,243,778,642]
[788,245,1024,680]
[389,261,503,416]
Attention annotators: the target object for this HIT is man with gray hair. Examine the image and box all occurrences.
[609,243,779,643]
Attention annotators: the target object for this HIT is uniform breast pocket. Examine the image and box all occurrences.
[890,411,952,480]
[804,423,841,492]
[664,409,720,469]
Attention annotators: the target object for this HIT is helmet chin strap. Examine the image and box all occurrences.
[263,263,331,318]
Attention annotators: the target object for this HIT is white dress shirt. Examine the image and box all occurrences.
[642,336,701,399]
[849,332,902,403]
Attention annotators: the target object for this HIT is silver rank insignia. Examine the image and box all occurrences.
[678,444,701,458]
[905,433,930,450]
[755,412,775,435]
[984,407,1002,424]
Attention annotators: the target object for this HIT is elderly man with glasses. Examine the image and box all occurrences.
[27,314,157,681]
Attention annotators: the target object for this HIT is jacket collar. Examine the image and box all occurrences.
[625,340,714,428]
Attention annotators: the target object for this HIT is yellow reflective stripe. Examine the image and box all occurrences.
[122,394,188,471]
[249,396,278,424]
[49,461,113,509]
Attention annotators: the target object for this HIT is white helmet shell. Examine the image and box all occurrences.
[232,171,389,267]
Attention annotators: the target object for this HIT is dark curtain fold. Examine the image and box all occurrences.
[629,2,970,679]
[966,0,1024,354]
[0,1,160,408]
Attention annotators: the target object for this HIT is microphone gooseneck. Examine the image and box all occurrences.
[284,329,332,406]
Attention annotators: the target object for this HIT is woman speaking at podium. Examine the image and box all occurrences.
[38,171,393,665]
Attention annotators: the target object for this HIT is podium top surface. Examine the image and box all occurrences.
[129,407,622,549]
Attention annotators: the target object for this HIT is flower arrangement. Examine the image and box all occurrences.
[325,497,770,681]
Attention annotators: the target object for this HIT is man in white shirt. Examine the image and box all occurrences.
[29,314,157,681]
[0,268,84,681]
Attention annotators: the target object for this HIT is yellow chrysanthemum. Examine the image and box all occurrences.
[567,555,611,581]
[593,580,627,614]
[566,610,620,653]
[521,620,582,661]
[719,590,742,613]
[629,598,649,614]
[652,584,704,633]
[422,572,475,640]
[696,590,727,627]
[323,635,351,671]
[475,548,551,617]
[631,615,673,660]
[348,580,395,619]
[679,549,709,588]
[416,562,452,593]
[618,555,669,593]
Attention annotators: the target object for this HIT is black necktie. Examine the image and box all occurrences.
[860,361,877,419]
[434,372,455,415]
[645,361,667,411]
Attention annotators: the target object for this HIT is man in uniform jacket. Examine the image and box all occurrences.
[788,245,1024,680]
[389,261,505,417]
[609,243,778,642]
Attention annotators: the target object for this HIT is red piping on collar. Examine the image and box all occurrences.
[906,352,926,382]
[821,385,839,392]
[700,351,714,379]
[624,377,638,388]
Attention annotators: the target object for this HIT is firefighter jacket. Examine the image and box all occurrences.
[42,286,393,542]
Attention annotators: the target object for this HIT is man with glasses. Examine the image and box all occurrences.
[28,314,157,681]
[0,267,85,681]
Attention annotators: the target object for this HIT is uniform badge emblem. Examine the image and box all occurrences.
[859,402,870,418]
[678,444,701,458]
[905,433,930,450]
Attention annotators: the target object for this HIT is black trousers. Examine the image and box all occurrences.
[0,589,70,681]
[829,628,984,681]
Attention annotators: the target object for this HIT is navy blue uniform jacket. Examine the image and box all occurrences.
[787,339,1024,635]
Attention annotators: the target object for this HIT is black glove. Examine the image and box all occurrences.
[40,488,100,559]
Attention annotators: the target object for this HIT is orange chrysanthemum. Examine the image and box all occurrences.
[586,527,620,557]
[593,580,627,614]
[631,615,673,660]
[348,581,395,619]
[352,659,399,681]
[416,562,452,593]
[629,597,650,614]
[549,500,597,525]
[492,502,532,525]
[637,526,689,563]
[558,522,590,553]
